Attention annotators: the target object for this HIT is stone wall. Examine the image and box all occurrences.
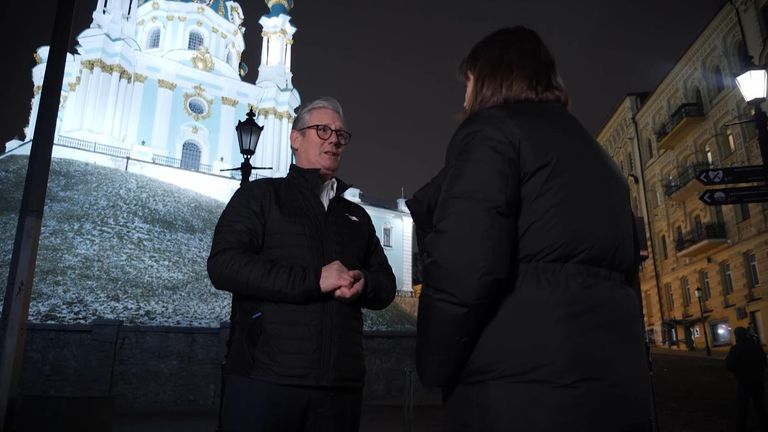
[18,320,439,415]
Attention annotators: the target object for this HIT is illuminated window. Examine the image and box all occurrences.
[747,253,760,287]
[700,270,711,300]
[188,31,204,50]
[710,319,731,346]
[147,28,161,49]
[681,277,691,307]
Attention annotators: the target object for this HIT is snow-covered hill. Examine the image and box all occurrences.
[0,155,415,330]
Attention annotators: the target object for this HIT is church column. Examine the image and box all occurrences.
[124,73,146,146]
[150,79,176,153]
[267,113,278,177]
[277,115,291,176]
[111,70,132,140]
[82,60,101,132]
[71,68,89,131]
[176,16,187,49]
[61,74,82,133]
[102,64,123,137]
[219,97,238,165]
[27,87,42,138]
[92,60,112,135]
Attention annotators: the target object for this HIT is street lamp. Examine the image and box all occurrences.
[221,108,270,186]
[736,67,768,184]
[694,286,712,357]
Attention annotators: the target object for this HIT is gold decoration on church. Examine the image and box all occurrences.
[133,73,147,83]
[152,1,159,9]
[191,46,214,72]
[211,27,218,33]
[151,16,158,23]
[137,19,145,26]
[166,15,175,21]
[120,70,133,82]
[221,96,239,107]
[33,85,42,96]
[218,0,225,17]
[178,16,187,22]
[183,85,214,121]
[157,79,178,90]
[82,60,95,71]
[33,52,42,64]
[192,126,199,134]
[248,104,295,122]
[221,33,228,40]
[197,6,204,13]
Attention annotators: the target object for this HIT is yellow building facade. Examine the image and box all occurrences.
[597,1,768,353]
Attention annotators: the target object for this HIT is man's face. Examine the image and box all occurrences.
[291,108,347,179]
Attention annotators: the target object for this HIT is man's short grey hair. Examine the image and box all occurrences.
[292,97,346,130]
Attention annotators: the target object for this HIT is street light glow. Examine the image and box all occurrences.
[736,68,768,103]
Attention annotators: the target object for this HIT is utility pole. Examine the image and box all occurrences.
[0,0,75,429]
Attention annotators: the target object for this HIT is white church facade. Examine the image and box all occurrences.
[4,0,414,295]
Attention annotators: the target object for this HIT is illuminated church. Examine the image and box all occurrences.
[5,0,414,294]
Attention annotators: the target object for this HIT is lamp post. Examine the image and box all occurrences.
[694,287,712,357]
[221,108,270,186]
[736,67,768,184]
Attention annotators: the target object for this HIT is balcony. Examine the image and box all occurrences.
[675,222,728,258]
[663,162,711,201]
[655,103,706,151]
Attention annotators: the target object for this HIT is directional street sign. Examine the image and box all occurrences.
[699,185,768,205]
[697,165,767,186]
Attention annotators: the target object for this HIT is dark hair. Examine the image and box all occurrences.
[459,26,568,114]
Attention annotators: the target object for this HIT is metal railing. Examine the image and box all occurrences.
[56,136,130,158]
[674,222,727,252]
[151,154,213,173]
[663,162,711,196]
[655,102,705,142]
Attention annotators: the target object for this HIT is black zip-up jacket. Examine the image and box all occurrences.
[407,102,651,430]
[207,164,396,387]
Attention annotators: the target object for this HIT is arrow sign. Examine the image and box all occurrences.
[699,185,768,205]
[697,165,766,185]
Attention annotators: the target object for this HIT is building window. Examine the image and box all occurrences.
[647,139,654,160]
[747,252,760,287]
[727,129,737,154]
[722,262,734,295]
[187,98,208,116]
[181,141,201,171]
[681,277,691,307]
[656,188,663,208]
[644,290,653,318]
[693,215,704,237]
[736,203,751,222]
[382,225,392,247]
[188,31,204,50]
[704,144,713,165]
[660,235,668,260]
[147,28,161,49]
[712,66,725,97]
[700,270,711,300]
[710,319,732,346]
[665,283,674,312]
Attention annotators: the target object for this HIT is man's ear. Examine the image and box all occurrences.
[290,129,300,152]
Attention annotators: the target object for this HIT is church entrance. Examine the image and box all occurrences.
[181,141,201,171]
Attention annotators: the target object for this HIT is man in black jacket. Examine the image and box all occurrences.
[208,97,396,432]
[726,326,768,432]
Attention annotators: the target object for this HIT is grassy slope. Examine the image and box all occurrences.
[0,155,414,330]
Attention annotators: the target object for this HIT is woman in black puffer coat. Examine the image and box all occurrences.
[407,26,652,432]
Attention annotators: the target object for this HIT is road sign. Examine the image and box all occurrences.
[697,165,767,186]
[699,185,768,205]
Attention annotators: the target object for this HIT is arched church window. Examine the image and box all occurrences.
[181,141,202,171]
[147,28,161,49]
[226,50,233,67]
[188,31,204,51]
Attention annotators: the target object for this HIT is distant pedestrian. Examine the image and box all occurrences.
[726,326,768,432]
[407,26,651,431]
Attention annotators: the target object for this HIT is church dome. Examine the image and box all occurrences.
[265,0,293,17]
[175,0,231,20]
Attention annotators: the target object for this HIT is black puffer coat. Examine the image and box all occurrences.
[407,102,651,429]
[208,164,396,387]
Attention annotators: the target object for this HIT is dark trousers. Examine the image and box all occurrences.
[737,380,768,432]
[220,375,363,432]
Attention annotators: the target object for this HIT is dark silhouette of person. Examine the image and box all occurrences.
[727,326,768,432]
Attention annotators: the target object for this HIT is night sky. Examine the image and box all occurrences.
[0,0,727,202]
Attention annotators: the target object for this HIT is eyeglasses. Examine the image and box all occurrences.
[298,124,352,146]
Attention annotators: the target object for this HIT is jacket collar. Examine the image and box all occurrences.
[287,164,351,198]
